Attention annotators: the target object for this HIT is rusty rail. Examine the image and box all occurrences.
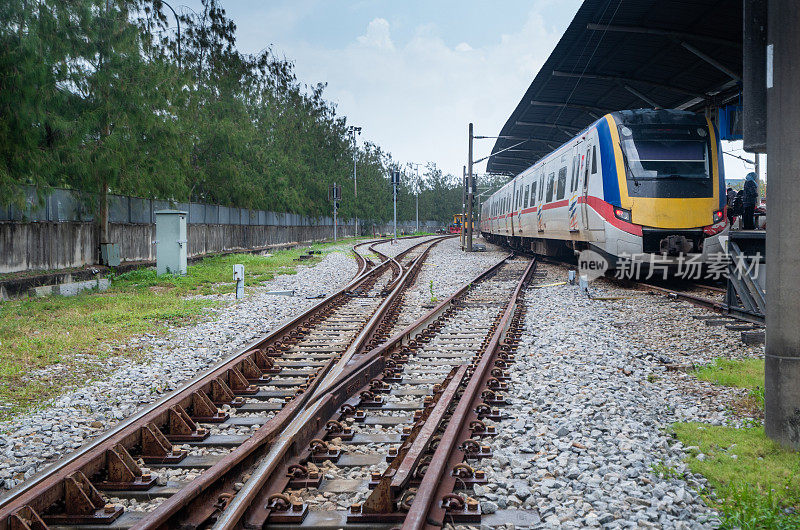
[401,256,536,529]
[0,237,436,530]
[127,237,449,529]
[224,253,519,528]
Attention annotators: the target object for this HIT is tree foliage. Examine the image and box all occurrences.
[0,0,467,227]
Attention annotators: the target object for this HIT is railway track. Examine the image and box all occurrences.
[165,254,534,529]
[0,236,447,530]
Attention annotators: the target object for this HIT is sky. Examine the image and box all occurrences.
[174,0,759,182]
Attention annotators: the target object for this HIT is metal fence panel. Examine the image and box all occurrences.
[129,197,151,224]
[189,203,205,224]
[151,200,170,223]
[208,204,219,224]
[23,187,47,221]
[108,195,129,223]
[219,206,230,225]
[48,188,78,221]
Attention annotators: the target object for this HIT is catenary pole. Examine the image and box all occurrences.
[393,172,398,243]
[765,0,800,450]
[461,166,466,249]
[349,126,361,236]
[466,123,474,252]
[408,162,421,233]
[333,183,338,242]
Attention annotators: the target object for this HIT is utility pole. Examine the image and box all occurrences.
[408,162,421,233]
[348,125,361,236]
[765,0,800,450]
[466,123,474,252]
[330,183,340,242]
[391,170,399,243]
[461,165,467,249]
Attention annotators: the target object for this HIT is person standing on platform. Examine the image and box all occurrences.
[743,172,758,230]
[726,187,737,225]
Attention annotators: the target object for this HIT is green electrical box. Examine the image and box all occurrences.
[100,243,121,267]
[155,210,188,275]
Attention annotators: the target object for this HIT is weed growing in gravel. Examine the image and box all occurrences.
[650,461,685,480]
[673,422,800,529]
[429,280,438,303]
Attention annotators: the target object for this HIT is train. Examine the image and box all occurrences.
[448,214,474,234]
[480,109,728,268]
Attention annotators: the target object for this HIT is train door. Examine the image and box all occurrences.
[536,171,545,232]
[510,180,518,237]
[580,142,592,230]
[568,145,580,232]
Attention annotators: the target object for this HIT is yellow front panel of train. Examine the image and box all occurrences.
[607,116,721,230]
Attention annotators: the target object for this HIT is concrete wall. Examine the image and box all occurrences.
[0,221,358,274]
[0,222,95,273]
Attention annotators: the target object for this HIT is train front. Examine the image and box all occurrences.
[604,109,727,267]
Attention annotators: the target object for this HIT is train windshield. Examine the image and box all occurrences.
[619,125,710,181]
[618,124,713,198]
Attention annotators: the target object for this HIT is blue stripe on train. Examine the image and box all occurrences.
[596,119,621,207]
[711,122,727,210]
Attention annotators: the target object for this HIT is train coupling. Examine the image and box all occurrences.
[659,234,694,256]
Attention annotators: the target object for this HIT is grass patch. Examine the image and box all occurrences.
[0,239,361,419]
[694,357,765,412]
[673,422,800,528]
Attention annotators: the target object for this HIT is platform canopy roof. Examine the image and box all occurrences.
[486,0,743,176]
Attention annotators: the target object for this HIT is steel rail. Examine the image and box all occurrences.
[402,256,537,530]
[233,253,516,529]
[627,280,764,325]
[202,238,448,530]
[0,238,412,528]
[131,237,448,529]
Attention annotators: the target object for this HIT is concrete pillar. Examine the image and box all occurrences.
[743,0,768,153]
[765,0,800,450]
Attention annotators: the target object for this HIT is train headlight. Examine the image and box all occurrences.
[713,209,724,223]
[613,207,632,223]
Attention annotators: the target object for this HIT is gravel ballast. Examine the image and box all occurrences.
[0,247,357,490]
[476,263,763,528]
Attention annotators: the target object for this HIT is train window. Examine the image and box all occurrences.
[570,155,578,191]
[539,174,545,200]
[546,173,555,202]
[557,167,567,200]
[524,185,530,208]
[591,145,598,174]
[529,182,536,206]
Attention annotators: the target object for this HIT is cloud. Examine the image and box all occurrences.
[270,10,565,178]
[356,18,394,50]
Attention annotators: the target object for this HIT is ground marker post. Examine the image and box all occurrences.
[233,264,244,300]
